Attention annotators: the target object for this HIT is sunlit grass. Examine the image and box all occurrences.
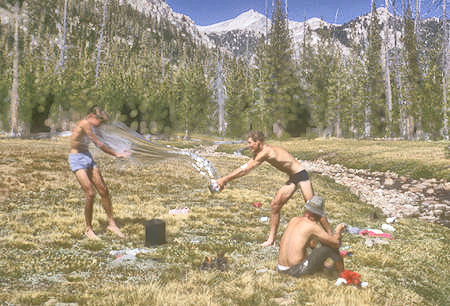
[1,138,449,305]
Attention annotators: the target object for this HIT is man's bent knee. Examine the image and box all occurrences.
[85,189,96,201]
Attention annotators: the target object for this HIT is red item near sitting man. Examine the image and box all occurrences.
[340,270,361,285]
[253,201,262,208]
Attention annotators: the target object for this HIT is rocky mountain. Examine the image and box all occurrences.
[121,0,213,47]
[0,0,442,60]
[197,7,442,58]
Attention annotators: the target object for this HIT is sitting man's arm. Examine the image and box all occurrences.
[216,150,267,190]
[312,223,346,249]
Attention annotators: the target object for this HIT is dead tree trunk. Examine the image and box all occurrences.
[442,0,448,139]
[217,55,225,136]
[95,0,108,81]
[57,0,68,73]
[53,0,68,135]
[384,0,393,137]
[9,1,20,137]
[399,0,407,137]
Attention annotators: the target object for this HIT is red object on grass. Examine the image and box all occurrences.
[340,270,361,285]
[359,229,393,239]
[252,202,262,208]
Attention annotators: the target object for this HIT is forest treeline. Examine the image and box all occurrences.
[0,0,448,140]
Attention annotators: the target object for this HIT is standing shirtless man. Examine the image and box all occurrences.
[68,106,128,240]
[216,131,331,246]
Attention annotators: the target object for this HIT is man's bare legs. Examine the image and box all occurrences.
[262,178,333,246]
[262,184,297,246]
[75,168,100,240]
[74,167,124,239]
[91,167,124,238]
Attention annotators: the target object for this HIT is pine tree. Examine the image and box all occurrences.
[364,2,385,137]
[225,58,251,137]
[402,3,422,139]
[263,0,305,137]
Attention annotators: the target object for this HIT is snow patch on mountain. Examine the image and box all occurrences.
[198,9,269,34]
[124,0,213,47]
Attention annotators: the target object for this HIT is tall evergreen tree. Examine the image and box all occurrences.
[264,0,304,137]
[402,3,423,139]
[364,2,384,137]
[225,58,251,137]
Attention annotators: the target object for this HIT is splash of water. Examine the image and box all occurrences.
[95,122,219,180]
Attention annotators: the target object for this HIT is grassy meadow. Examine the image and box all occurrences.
[0,137,449,305]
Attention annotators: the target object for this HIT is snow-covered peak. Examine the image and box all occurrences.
[289,17,334,33]
[198,9,269,34]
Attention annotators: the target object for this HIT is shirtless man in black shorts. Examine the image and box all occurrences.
[216,131,331,246]
[277,196,345,277]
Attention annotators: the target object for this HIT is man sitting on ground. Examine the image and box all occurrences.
[277,196,346,277]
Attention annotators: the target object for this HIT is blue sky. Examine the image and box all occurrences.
[165,0,444,26]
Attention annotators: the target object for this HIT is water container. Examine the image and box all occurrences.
[144,219,166,246]
[208,179,220,193]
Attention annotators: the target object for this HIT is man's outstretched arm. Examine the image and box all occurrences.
[82,122,129,157]
[216,157,264,190]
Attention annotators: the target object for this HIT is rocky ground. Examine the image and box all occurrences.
[301,159,450,227]
[197,144,450,227]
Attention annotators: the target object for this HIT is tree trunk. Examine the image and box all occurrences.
[384,0,393,137]
[95,0,108,80]
[57,0,68,72]
[273,119,284,138]
[217,54,225,135]
[399,0,407,138]
[443,0,448,139]
[364,100,371,137]
[9,2,20,137]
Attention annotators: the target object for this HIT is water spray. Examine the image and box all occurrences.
[95,122,220,191]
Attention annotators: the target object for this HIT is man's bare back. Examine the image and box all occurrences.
[277,204,345,277]
[278,213,345,268]
[255,144,304,176]
[278,217,318,266]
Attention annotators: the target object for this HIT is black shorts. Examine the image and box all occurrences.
[277,246,340,277]
[286,170,309,185]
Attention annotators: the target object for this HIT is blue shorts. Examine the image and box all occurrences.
[68,152,97,172]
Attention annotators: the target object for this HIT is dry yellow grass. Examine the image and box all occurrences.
[0,138,449,305]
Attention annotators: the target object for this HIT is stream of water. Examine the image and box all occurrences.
[95,122,219,182]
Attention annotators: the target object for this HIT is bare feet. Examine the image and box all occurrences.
[107,225,125,238]
[261,239,275,247]
[85,228,101,240]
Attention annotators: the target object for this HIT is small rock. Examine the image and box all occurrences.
[399,176,408,182]
[425,188,435,195]
[384,177,394,186]
[433,210,443,216]
[409,186,423,193]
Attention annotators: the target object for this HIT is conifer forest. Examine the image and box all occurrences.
[0,0,448,140]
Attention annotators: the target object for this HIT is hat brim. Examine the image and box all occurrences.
[305,204,325,217]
